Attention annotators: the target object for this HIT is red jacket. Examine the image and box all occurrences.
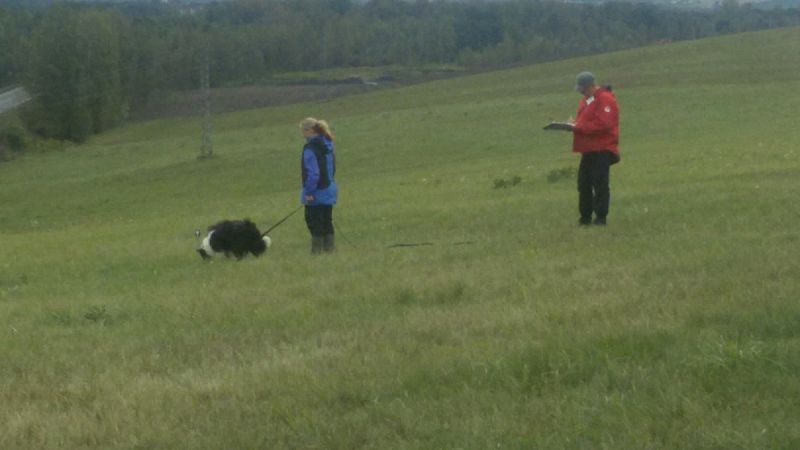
[572,86,620,159]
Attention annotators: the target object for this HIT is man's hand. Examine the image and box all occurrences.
[305,195,315,203]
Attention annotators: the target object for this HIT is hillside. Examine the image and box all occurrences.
[1,27,799,449]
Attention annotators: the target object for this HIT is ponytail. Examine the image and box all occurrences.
[300,117,334,140]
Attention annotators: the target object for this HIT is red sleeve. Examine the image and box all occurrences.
[574,93,618,135]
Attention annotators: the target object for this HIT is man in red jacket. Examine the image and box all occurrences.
[570,71,620,226]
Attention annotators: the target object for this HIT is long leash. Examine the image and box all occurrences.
[260,207,476,248]
[387,241,475,249]
[335,216,476,250]
[332,218,360,249]
[261,205,303,237]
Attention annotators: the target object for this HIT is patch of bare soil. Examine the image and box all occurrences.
[128,82,388,122]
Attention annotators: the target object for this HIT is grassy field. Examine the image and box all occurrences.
[1,27,799,449]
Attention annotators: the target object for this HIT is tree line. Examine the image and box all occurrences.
[1,0,798,141]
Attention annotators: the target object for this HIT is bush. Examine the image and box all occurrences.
[546,167,576,183]
[494,175,522,189]
[0,125,28,152]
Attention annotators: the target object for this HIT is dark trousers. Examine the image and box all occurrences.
[305,205,334,237]
[578,152,613,221]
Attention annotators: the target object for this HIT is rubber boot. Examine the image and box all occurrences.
[311,236,324,255]
[323,234,335,253]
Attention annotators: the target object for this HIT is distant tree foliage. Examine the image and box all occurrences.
[1,0,799,140]
[0,4,34,86]
[23,6,127,141]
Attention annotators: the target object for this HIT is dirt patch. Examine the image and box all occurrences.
[128,82,388,122]
[127,66,467,121]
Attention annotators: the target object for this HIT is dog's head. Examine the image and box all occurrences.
[248,235,272,257]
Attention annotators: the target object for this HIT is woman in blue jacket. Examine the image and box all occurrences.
[299,117,337,254]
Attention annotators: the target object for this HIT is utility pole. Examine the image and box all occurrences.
[199,53,213,160]
[321,24,329,102]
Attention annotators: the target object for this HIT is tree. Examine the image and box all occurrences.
[25,6,127,141]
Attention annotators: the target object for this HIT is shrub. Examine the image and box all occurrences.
[493,175,522,189]
[547,167,576,183]
[0,125,28,152]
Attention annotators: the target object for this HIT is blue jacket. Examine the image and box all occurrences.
[301,135,337,206]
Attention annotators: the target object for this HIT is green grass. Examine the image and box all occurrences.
[1,27,800,449]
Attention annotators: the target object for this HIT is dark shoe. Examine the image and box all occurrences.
[311,236,324,254]
[323,234,335,253]
[593,217,607,226]
[579,217,592,226]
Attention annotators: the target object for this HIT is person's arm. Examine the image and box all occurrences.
[302,149,319,202]
[574,95,618,135]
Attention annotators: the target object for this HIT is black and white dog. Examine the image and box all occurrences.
[196,219,272,260]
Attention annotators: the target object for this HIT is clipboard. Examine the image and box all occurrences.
[543,122,574,131]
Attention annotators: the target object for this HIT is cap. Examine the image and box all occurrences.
[575,71,595,92]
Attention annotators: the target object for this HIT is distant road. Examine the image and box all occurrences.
[0,87,32,115]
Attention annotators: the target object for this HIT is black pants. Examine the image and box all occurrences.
[578,152,613,221]
[305,205,334,237]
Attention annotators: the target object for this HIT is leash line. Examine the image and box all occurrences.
[332,219,358,249]
[260,207,476,249]
[262,205,303,236]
